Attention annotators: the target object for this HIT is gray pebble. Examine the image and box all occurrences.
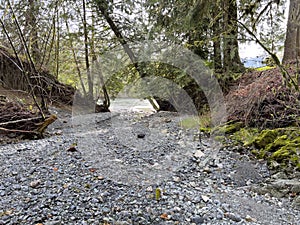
[226,212,242,222]
[191,215,204,224]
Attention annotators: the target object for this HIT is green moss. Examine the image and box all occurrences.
[200,127,211,133]
[265,135,288,152]
[273,135,288,145]
[271,146,296,161]
[253,129,279,149]
[213,121,244,135]
[231,127,259,146]
[291,155,300,164]
[179,116,200,129]
[180,114,212,133]
[251,148,268,159]
[291,136,300,144]
[214,135,225,142]
[225,126,300,171]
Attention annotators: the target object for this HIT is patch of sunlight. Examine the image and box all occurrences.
[256,66,275,71]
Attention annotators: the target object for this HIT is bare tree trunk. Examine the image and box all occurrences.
[28,0,40,65]
[0,17,45,118]
[223,0,244,73]
[7,0,47,114]
[82,0,93,100]
[55,6,60,78]
[63,9,87,97]
[91,9,110,111]
[283,0,300,63]
[212,2,222,72]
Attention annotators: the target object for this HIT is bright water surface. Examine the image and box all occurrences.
[109,98,156,113]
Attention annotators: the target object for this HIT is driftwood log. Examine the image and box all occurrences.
[0,114,57,138]
[0,98,57,139]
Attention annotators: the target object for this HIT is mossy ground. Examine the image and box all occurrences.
[212,123,300,171]
[180,114,300,171]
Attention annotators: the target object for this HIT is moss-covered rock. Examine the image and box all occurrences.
[255,149,269,159]
[271,145,297,161]
[265,135,288,152]
[252,129,279,149]
[291,136,300,144]
[227,126,300,171]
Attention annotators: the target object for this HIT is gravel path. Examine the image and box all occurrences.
[0,110,299,224]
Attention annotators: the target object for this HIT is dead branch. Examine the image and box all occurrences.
[0,127,39,135]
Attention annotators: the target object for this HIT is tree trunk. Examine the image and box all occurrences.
[55,6,60,78]
[223,0,244,73]
[63,8,87,97]
[82,0,94,100]
[283,0,300,63]
[91,9,110,112]
[28,0,40,65]
[212,2,222,72]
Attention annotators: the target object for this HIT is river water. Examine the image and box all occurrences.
[109,98,156,113]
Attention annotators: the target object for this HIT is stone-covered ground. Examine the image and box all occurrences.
[0,110,299,225]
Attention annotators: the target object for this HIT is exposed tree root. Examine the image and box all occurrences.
[0,97,57,139]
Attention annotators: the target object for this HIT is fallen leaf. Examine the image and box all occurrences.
[89,168,97,172]
[53,167,58,172]
[4,209,13,215]
[160,213,169,220]
[67,145,77,152]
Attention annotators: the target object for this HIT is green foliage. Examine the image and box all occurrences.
[105,61,196,100]
[0,0,291,111]
[146,0,210,59]
[105,64,139,98]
